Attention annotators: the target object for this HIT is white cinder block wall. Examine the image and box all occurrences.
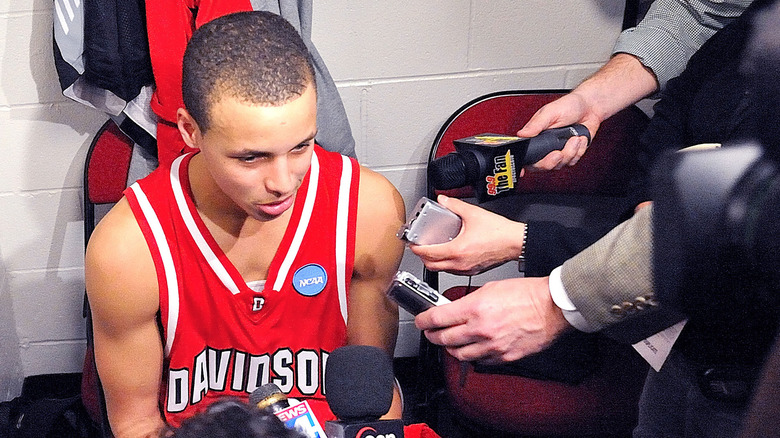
[0,0,625,399]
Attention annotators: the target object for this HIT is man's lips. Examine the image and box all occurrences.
[255,196,294,217]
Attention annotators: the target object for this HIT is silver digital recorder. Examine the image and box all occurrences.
[386,271,451,315]
[397,197,462,245]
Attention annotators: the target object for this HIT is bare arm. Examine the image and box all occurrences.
[517,53,658,170]
[85,199,165,438]
[613,0,752,90]
[350,166,405,418]
[517,0,751,170]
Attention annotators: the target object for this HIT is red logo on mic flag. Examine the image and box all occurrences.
[357,426,377,437]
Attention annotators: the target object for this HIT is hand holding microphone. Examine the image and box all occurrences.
[429,125,590,202]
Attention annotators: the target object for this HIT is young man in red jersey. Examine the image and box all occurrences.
[85,11,405,437]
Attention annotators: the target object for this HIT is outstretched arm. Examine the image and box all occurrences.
[410,195,526,275]
[517,53,657,170]
[350,166,405,418]
[85,199,165,438]
[415,276,572,364]
[415,204,661,363]
[517,0,751,171]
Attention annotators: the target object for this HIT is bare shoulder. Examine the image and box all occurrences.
[353,166,405,278]
[85,198,159,331]
[356,166,405,227]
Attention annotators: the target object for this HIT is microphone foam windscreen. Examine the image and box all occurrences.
[325,345,394,420]
[429,153,469,190]
[249,382,284,406]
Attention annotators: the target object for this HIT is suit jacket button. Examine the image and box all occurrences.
[610,305,626,317]
[644,295,659,307]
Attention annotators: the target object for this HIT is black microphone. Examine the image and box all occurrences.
[249,383,326,437]
[429,125,591,202]
[324,345,404,438]
[249,383,291,413]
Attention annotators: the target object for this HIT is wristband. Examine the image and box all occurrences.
[518,223,528,272]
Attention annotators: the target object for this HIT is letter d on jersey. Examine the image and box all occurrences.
[252,296,265,312]
[293,264,327,296]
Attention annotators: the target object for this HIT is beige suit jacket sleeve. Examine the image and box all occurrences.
[560,205,684,341]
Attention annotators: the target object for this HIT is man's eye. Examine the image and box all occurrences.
[238,156,258,163]
[293,142,313,152]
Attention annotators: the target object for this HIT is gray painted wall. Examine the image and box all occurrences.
[0,0,625,399]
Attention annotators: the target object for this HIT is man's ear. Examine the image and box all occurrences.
[177,108,202,149]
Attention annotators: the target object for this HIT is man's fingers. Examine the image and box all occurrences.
[436,194,473,218]
[517,108,560,138]
[528,136,588,170]
[423,323,479,350]
[445,344,488,363]
[558,136,585,166]
[408,232,465,262]
[563,136,591,167]
[415,301,468,331]
[527,150,564,171]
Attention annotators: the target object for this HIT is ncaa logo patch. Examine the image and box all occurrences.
[293,264,327,296]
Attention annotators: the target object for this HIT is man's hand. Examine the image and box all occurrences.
[409,195,525,275]
[414,277,572,364]
[516,92,600,170]
[517,53,659,171]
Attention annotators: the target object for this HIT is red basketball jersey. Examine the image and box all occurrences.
[124,146,359,427]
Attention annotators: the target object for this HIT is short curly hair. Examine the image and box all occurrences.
[162,398,306,438]
[182,11,316,132]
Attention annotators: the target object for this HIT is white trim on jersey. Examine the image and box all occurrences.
[169,155,243,295]
[273,152,320,291]
[335,156,352,324]
[129,182,179,357]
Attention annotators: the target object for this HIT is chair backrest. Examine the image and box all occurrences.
[420,90,650,436]
[83,119,134,246]
[423,90,649,289]
[81,119,134,438]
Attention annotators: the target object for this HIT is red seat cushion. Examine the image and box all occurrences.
[441,286,648,435]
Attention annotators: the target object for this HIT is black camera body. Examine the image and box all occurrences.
[653,142,780,321]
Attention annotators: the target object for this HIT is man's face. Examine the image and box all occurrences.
[192,84,317,221]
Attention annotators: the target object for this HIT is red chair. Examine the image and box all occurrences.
[420,90,650,437]
[81,119,136,437]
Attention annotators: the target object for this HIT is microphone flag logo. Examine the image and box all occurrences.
[357,427,377,437]
[274,400,326,438]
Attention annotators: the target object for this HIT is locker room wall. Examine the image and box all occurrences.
[0,0,625,399]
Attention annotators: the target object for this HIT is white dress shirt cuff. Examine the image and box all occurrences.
[549,266,597,333]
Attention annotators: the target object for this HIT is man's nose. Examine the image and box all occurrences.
[264,157,296,196]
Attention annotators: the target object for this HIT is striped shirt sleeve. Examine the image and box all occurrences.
[613,0,753,91]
